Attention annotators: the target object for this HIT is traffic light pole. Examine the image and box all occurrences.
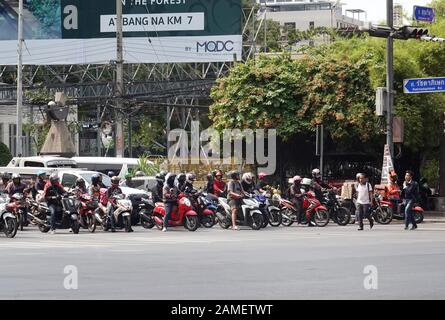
[386,0,394,160]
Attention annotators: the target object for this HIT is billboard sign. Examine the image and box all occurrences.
[0,0,242,65]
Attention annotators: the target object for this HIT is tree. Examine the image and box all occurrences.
[0,143,12,166]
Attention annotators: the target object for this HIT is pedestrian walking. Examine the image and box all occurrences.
[354,173,374,231]
[403,170,420,230]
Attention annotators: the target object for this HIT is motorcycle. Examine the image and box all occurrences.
[300,191,330,227]
[216,194,264,230]
[138,197,156,229]
[378,195,424,224]
[0,195,18,238]
[102,194,133,232]
[192,191,217,228]
[323,190,351,226]
[152,193,200,231]
[280,198,301,227]
[36,194,81,234]
[78,193,99,232]
[255,192,282,227]
[5,193,28,231]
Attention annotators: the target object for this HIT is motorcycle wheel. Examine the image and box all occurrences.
[201,214,216,228]
[280,208,295,227]
[87,215,96,233]
[268,209,282,227]
[314,210,330,227]
[335,207,351,226]
[124,216,132,232]
[249,213,264,230]
[39,224,51,233]
[414,212,424,224]
[154,213,164,230]
[375,207,393,225]
[3,217,18,238]
[140,210,155,229]
[71,220,80,234]
[185,216,199,231]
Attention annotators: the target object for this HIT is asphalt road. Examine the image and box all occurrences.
[1,222,445,300]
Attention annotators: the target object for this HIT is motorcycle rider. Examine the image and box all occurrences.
[89,173,107,219]
[204,173,219,201]
[213,170,226,197]
[300,178,317,227]
[74,178,88,198]
[385,170,401,215]
[107,171,116,178]
[184,173,196,194]
[120,173,135,188]
[241,172,255,194]
[403,170,420,231]
[6,173,29,226]
[31,171,47,201]
[0,172,11,194]
[107,176,131,232]
[289,175,303,212]
[162,173,179,232]
[227,171,244,231]
[44,173,67,234]
[256,172,269,193]
[311,168,333,201]
[175,173,187,193]
[153,171,168,203]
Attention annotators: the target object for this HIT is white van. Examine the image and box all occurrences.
[70,157,144,174]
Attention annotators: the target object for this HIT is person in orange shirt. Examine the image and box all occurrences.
[385,170,401,214]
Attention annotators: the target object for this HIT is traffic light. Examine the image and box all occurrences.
[395,26,429,40]
[359,26,392,39]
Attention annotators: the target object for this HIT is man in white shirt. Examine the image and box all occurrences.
[354,173,374,231]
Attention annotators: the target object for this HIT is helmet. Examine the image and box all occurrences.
[76,178,85,187]
[91,173,101,185]
[258,172,268,180]
[214,170,223,178]
[301,178,312,187]
[50,173,59,184]
[186,173,196,183]
[1,172,11,180]
[165,173,177,185]
[242,172,254,184]
[111,176,120,186]
[12,173,21,180]
[135,171,145,177]
[177,173,186,183]
[230,171,240,180]
[37,170,46,178]
[312,169,321,178]
[306,191,316,199]
[124,173,133,179]
[293,175,302,183]
[107,171,116,177]
[159,170,168,179]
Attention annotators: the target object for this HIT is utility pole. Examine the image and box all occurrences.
[386,0,394,159]
[16,0,24,156]
[115,0,125,158]
[264,4,267,52]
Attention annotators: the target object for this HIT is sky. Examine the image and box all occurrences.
[342,0,431,23]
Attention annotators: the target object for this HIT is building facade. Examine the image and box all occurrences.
[257,0,366,31]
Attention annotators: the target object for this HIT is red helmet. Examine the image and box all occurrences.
[258,172,268,180]
[293,175,302,183]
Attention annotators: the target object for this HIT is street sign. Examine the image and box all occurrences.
[404,77,445,94]
[413,6,435,23]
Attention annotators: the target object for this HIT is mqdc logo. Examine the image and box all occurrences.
[196,40,234,53]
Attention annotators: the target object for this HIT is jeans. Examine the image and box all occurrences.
[49,204,62,230]
[106,203,116,229]
[356,203,373,228]
[163,202,174,228]
[405,199,417,228]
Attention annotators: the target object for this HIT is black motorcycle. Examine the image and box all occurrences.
[323,190,351,226]
[38,195,80,234]
[138,197,156,229]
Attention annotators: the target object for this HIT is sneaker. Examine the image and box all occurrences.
[404,226,409,230]
[162,227,167,232]
[128,228,134,233]
[358,227,364,231]
[68,228,73,233]
[111,228,116,233]
[49,229,56,235]
[410,226,418,230]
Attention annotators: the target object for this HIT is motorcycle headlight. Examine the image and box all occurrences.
[183,198,191,207]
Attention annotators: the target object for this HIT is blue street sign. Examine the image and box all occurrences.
[413,6,435,23]
[404,77,445,94]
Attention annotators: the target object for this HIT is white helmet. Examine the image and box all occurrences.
[242,172,254,184]
[312,168,321,178]
[301,178,313,187]
[12,173,21,180]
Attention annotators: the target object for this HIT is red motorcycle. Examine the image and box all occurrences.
[78,193,98,232]
[6,193,29,231]
[378,195,424,224]
[152,193,199,231]
[301,191,330,227]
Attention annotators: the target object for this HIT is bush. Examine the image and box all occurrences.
[0,143,12,166]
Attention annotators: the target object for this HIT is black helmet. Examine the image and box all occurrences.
[111,176,120,186]
[76,178,85,187]
[166,173,177,185]
[230,171,240,180]
[159,170,168,179]
[91,173,101,185]
[177,173,186,183]
[107,171,116,177]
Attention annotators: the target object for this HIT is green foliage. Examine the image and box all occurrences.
[0,143,12,166]
[210,53,378,145]
[23,122,51,152]
[24,88,53,105]
[131,117,165,153]
[27,0,61,37]
[421,159,439,188]
[135,156,162,176]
